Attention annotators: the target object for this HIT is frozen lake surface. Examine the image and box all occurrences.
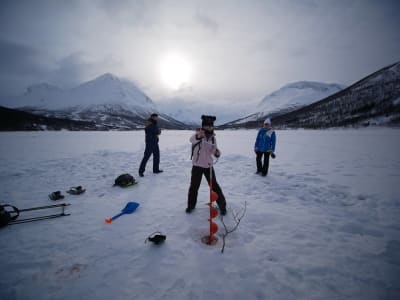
[0,129,399,300]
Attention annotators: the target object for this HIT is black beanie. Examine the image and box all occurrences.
[201,115,216,127]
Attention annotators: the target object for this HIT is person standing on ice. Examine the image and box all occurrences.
[138,113,163,177]
[254,118,276,176]
[186,115,227,215]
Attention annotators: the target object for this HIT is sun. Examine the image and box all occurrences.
[160,53,191,90]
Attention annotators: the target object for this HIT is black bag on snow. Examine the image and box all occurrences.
[0,204,19,228]
[114,173,136,187]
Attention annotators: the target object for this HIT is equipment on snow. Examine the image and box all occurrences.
[49,191,65,201]
[105,201,139,224]
[145,231,166,245]
[0,204,18,228]
[0,203,70,228]
[66,186,86,195]
[114,174,137,187]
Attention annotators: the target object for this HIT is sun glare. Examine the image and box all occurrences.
[160,53,191,90]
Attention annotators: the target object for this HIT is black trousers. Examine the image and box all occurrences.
[256,151,270,175]
[139,144,160,173]
[187,166,226,210]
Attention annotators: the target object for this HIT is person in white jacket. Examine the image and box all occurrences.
[186,115,227,215]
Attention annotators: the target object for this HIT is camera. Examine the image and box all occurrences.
[201,115,216,126]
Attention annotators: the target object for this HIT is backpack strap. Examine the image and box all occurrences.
[190,135,216,160]
[191,140,202,160]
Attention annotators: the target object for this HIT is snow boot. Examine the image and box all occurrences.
[49,191,65,201]
[66,186,85,195]
[145,232,166,245]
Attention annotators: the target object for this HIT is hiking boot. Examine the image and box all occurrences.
[153,170,163,174]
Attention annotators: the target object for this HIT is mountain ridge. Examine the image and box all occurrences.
[2,73,188,129]
[221,61,400,129]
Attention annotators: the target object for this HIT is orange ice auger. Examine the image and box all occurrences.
[201,164,219,245]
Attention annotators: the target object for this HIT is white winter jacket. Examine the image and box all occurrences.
[190,133,218,168]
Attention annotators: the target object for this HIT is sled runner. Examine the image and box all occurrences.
[0,203,71,228]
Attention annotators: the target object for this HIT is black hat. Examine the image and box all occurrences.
[201,115,216,127]
[151,113,158,118]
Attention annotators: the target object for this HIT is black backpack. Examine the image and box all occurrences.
[0,205,19,228]
[114,174,136,187]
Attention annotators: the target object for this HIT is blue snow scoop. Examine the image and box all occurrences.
[105,202,139,224]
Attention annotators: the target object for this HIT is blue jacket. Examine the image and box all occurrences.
[254,128,276,152]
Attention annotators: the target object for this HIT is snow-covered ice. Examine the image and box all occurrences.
[0,129,400,300]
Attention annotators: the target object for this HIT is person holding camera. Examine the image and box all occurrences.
[186,115,227,215]
[138,113,163,177]
[254,118,276,176]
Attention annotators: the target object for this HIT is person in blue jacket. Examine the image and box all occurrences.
[254,118,276,176]
[139,113,163,177]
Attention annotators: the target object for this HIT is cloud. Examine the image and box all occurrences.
[194,11,219,33]
[0,39,54,98]
[0,0,399,105]
[0,39,50,76]
[49,53,92,88]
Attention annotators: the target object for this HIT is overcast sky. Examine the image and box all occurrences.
[0,0,399,105]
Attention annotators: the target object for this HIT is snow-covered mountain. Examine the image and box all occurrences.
[225,81,345,125]
[4,74,187,129]
[10,73,156,112]
[222,61,400,129]
[157,99,255,126]
[268,61,400,128]
[258,81,345,113]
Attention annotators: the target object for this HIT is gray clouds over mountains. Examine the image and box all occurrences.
[0,0,399,105]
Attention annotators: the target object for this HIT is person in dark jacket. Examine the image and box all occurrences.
[254,118,276,176]
[139,113,163,177]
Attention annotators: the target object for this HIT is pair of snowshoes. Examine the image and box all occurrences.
[49,186,85,201]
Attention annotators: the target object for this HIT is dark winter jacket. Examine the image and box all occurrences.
[255,127,276,152]
[144,119,161,147]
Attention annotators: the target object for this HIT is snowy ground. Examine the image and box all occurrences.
[0,129,400,300]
